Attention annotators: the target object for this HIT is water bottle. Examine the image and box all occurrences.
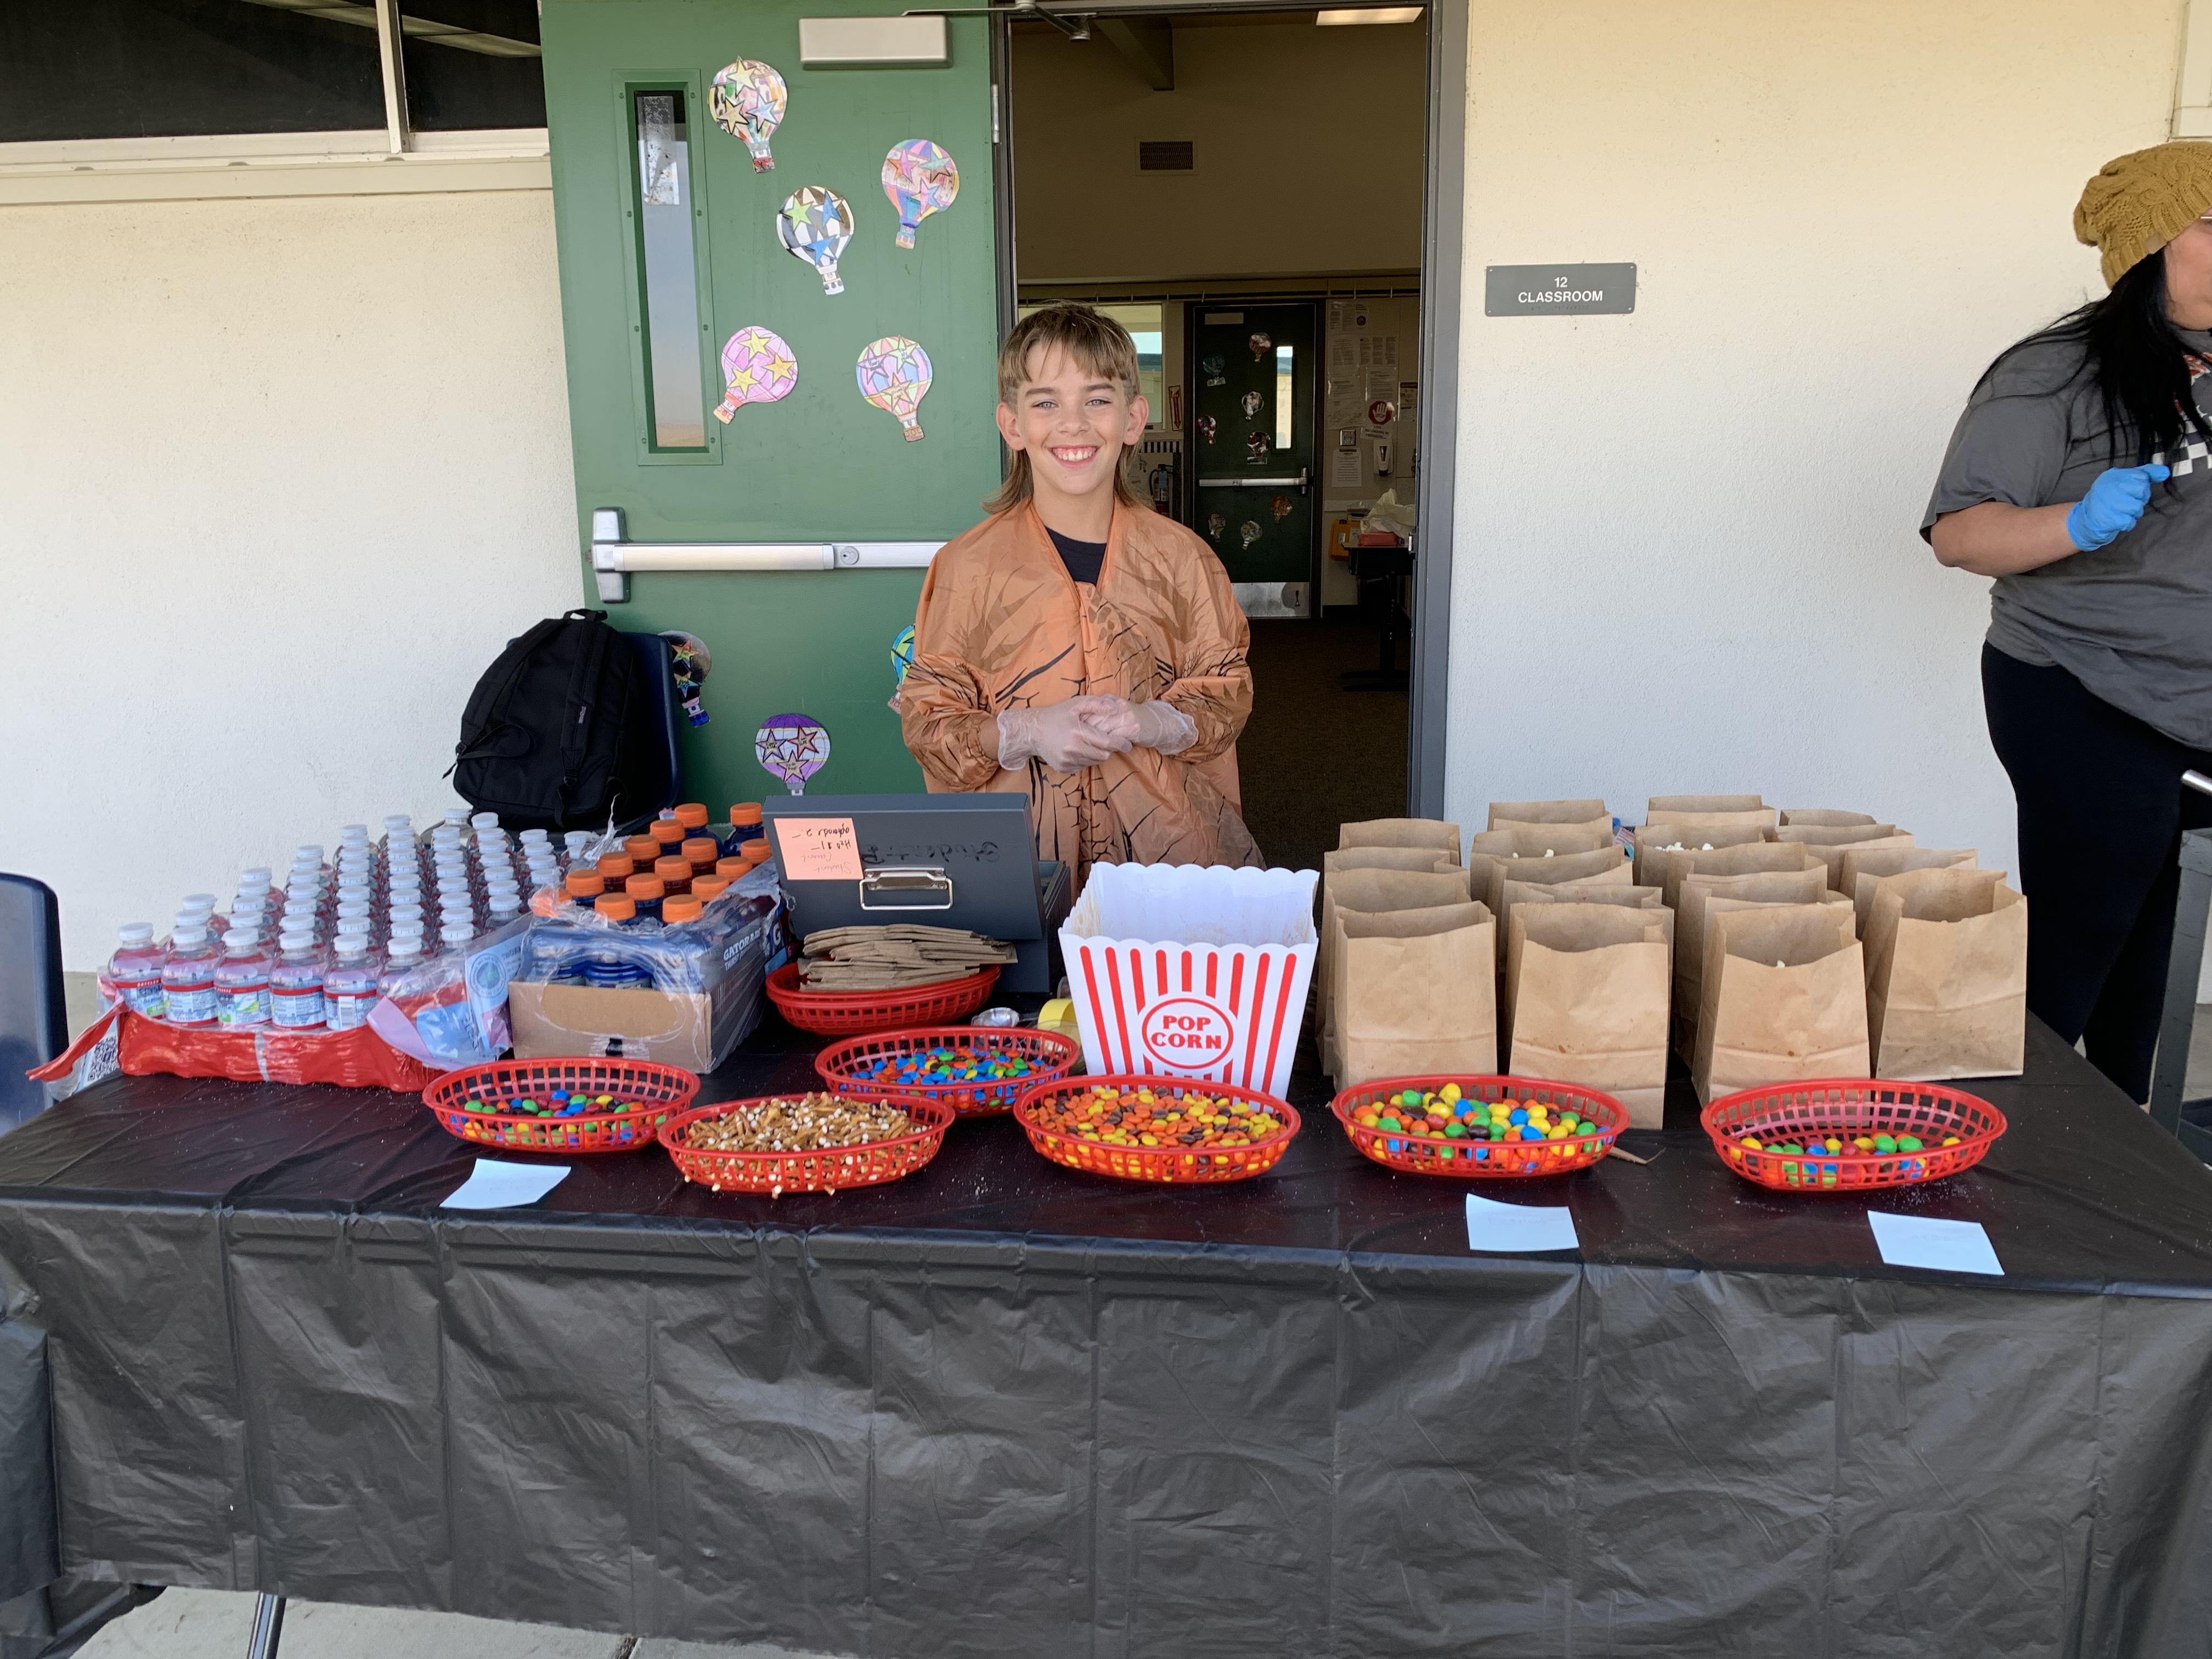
[177,893,222,940]
[215,928,272,1028]
[325,933,383,1030]
[239,867,281,911]
[379,815,417,880]
[107,923,168,1017]
[379,933,426,996]
[269,933,328,1031]
[561,831,592,874]
[160,925,220,1027]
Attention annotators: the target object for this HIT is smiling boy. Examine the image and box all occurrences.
[899,303,1262,877]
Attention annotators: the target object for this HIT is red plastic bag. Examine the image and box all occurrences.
[31,1004,436,1093]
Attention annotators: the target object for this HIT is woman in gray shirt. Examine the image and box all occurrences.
[1926,142,2212,1101]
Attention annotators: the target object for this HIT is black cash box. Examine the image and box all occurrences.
[761,793,1070,995]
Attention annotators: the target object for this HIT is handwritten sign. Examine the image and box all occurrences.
[776,817,863,881]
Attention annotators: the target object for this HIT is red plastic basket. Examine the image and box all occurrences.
[1701,1079,2007,1192]
[1331,1075,1627,1178]
[763,962,1000,1035]
[659,1093,953,1195]
[814,1025,1080,1117]
[1013,1075,1300,1184]
[422,1057,698,1153]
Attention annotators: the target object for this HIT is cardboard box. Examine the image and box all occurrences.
[507,978,758,1071]
[507,894,776,1070]
[1060,864,1318,1097]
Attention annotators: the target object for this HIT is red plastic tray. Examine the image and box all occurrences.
[1013,1075,1300,1184]
[814,1025,1079,1117]
[764,962,1000,1035]
[1331,1075,1627,1177]
[1702,1078,2006,1192]
[659,1093,953,1195]
[422,1056,697,1153]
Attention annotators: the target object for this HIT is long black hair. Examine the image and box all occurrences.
[1989,252,2212,466]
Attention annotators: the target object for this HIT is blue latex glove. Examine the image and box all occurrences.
[2066,463,2170,550]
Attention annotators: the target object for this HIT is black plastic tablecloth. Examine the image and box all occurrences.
[2,1016,2210,1658]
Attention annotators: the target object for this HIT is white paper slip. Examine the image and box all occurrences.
[1866,1210,2003,1277]
[1465,1193,1581,1254]
[442,1158,572,1211]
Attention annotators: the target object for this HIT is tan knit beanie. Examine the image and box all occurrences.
[2075,143,2212,286]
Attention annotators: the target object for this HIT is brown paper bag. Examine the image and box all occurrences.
[1505,904,1672,1126]
[1630,820,1768,884]
[1471,823,1616,858]
[1321,867,1476,1072]
[1842,847,1978,934]
[1318,850,1460,1049]
[1774,822,1902,847]
[1779,809,1879,828]
[1487,799,1613,838]
[1333,901,1497,1087]
[1694,906,1869,1104]
[1646,794,1779,834]
[1651,840,1820,909]
[1340,818,1463,864]
[1674,867,1832,1056]
[1864,868,2027,1080]
[1475,845,1630,919]
[1805,833,1915,889]
[1501,875,1672,977]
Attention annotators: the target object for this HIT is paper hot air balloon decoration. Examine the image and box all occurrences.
[1197,415,1217,445]
[709,60,788,171]
[1246,431,1271,461]
[856,336,933,441]
[1240,520,1263,550]
[1270,494,1294,523]
[1201,355,1226,386]
[1206,513,1226,542]
[1240,390,1263,419]
[882,139,960,250]
[1248,331,1273,361]
[713,326,797,425]
[778,185,853,296]
[890,624,916,689]
[755,713,831,794]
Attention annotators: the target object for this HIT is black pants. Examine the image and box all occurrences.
[1982,643,2212,1101]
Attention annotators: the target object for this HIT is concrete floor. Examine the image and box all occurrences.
[77,1589,839,1659]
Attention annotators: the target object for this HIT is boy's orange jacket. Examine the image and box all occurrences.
[899,500,1263,882]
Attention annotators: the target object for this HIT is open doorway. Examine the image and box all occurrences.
[1006,5,1430,872]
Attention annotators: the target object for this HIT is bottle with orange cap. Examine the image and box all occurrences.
[653,855,693,897]
[727,802,765,850]
[671,802,717,852]
[624,872,666,923]
[661,894,705,928]
[647,816,689,868]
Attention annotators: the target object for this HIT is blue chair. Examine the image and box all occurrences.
[0,875,66,1132]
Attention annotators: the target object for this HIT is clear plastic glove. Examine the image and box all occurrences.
[1079,695,1199,756]
[2066,462,2169,550]
[997,698,1132,772]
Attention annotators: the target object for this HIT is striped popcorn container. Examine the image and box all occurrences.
[1060,864,1318,1099]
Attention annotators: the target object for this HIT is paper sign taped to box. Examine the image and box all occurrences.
[1060,863,1317,1098]
[778,817,863,881]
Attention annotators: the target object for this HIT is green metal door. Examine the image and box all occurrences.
[1186,300,1319,619]
[541,0,1000,806]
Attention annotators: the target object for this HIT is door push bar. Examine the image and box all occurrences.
[589,508,943,602]
[1196,469,1311,491]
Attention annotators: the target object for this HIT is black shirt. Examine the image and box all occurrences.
[1047,528,1107,586]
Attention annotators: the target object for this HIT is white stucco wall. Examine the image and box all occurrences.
[0,188,580,969]
[1446,0,2185,881]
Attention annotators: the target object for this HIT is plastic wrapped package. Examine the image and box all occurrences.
[507,885,782,1069]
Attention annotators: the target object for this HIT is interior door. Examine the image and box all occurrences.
[541,0,999,805]
[1186,301,1318,619]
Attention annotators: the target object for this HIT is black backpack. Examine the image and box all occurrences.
[450,610,658,831]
